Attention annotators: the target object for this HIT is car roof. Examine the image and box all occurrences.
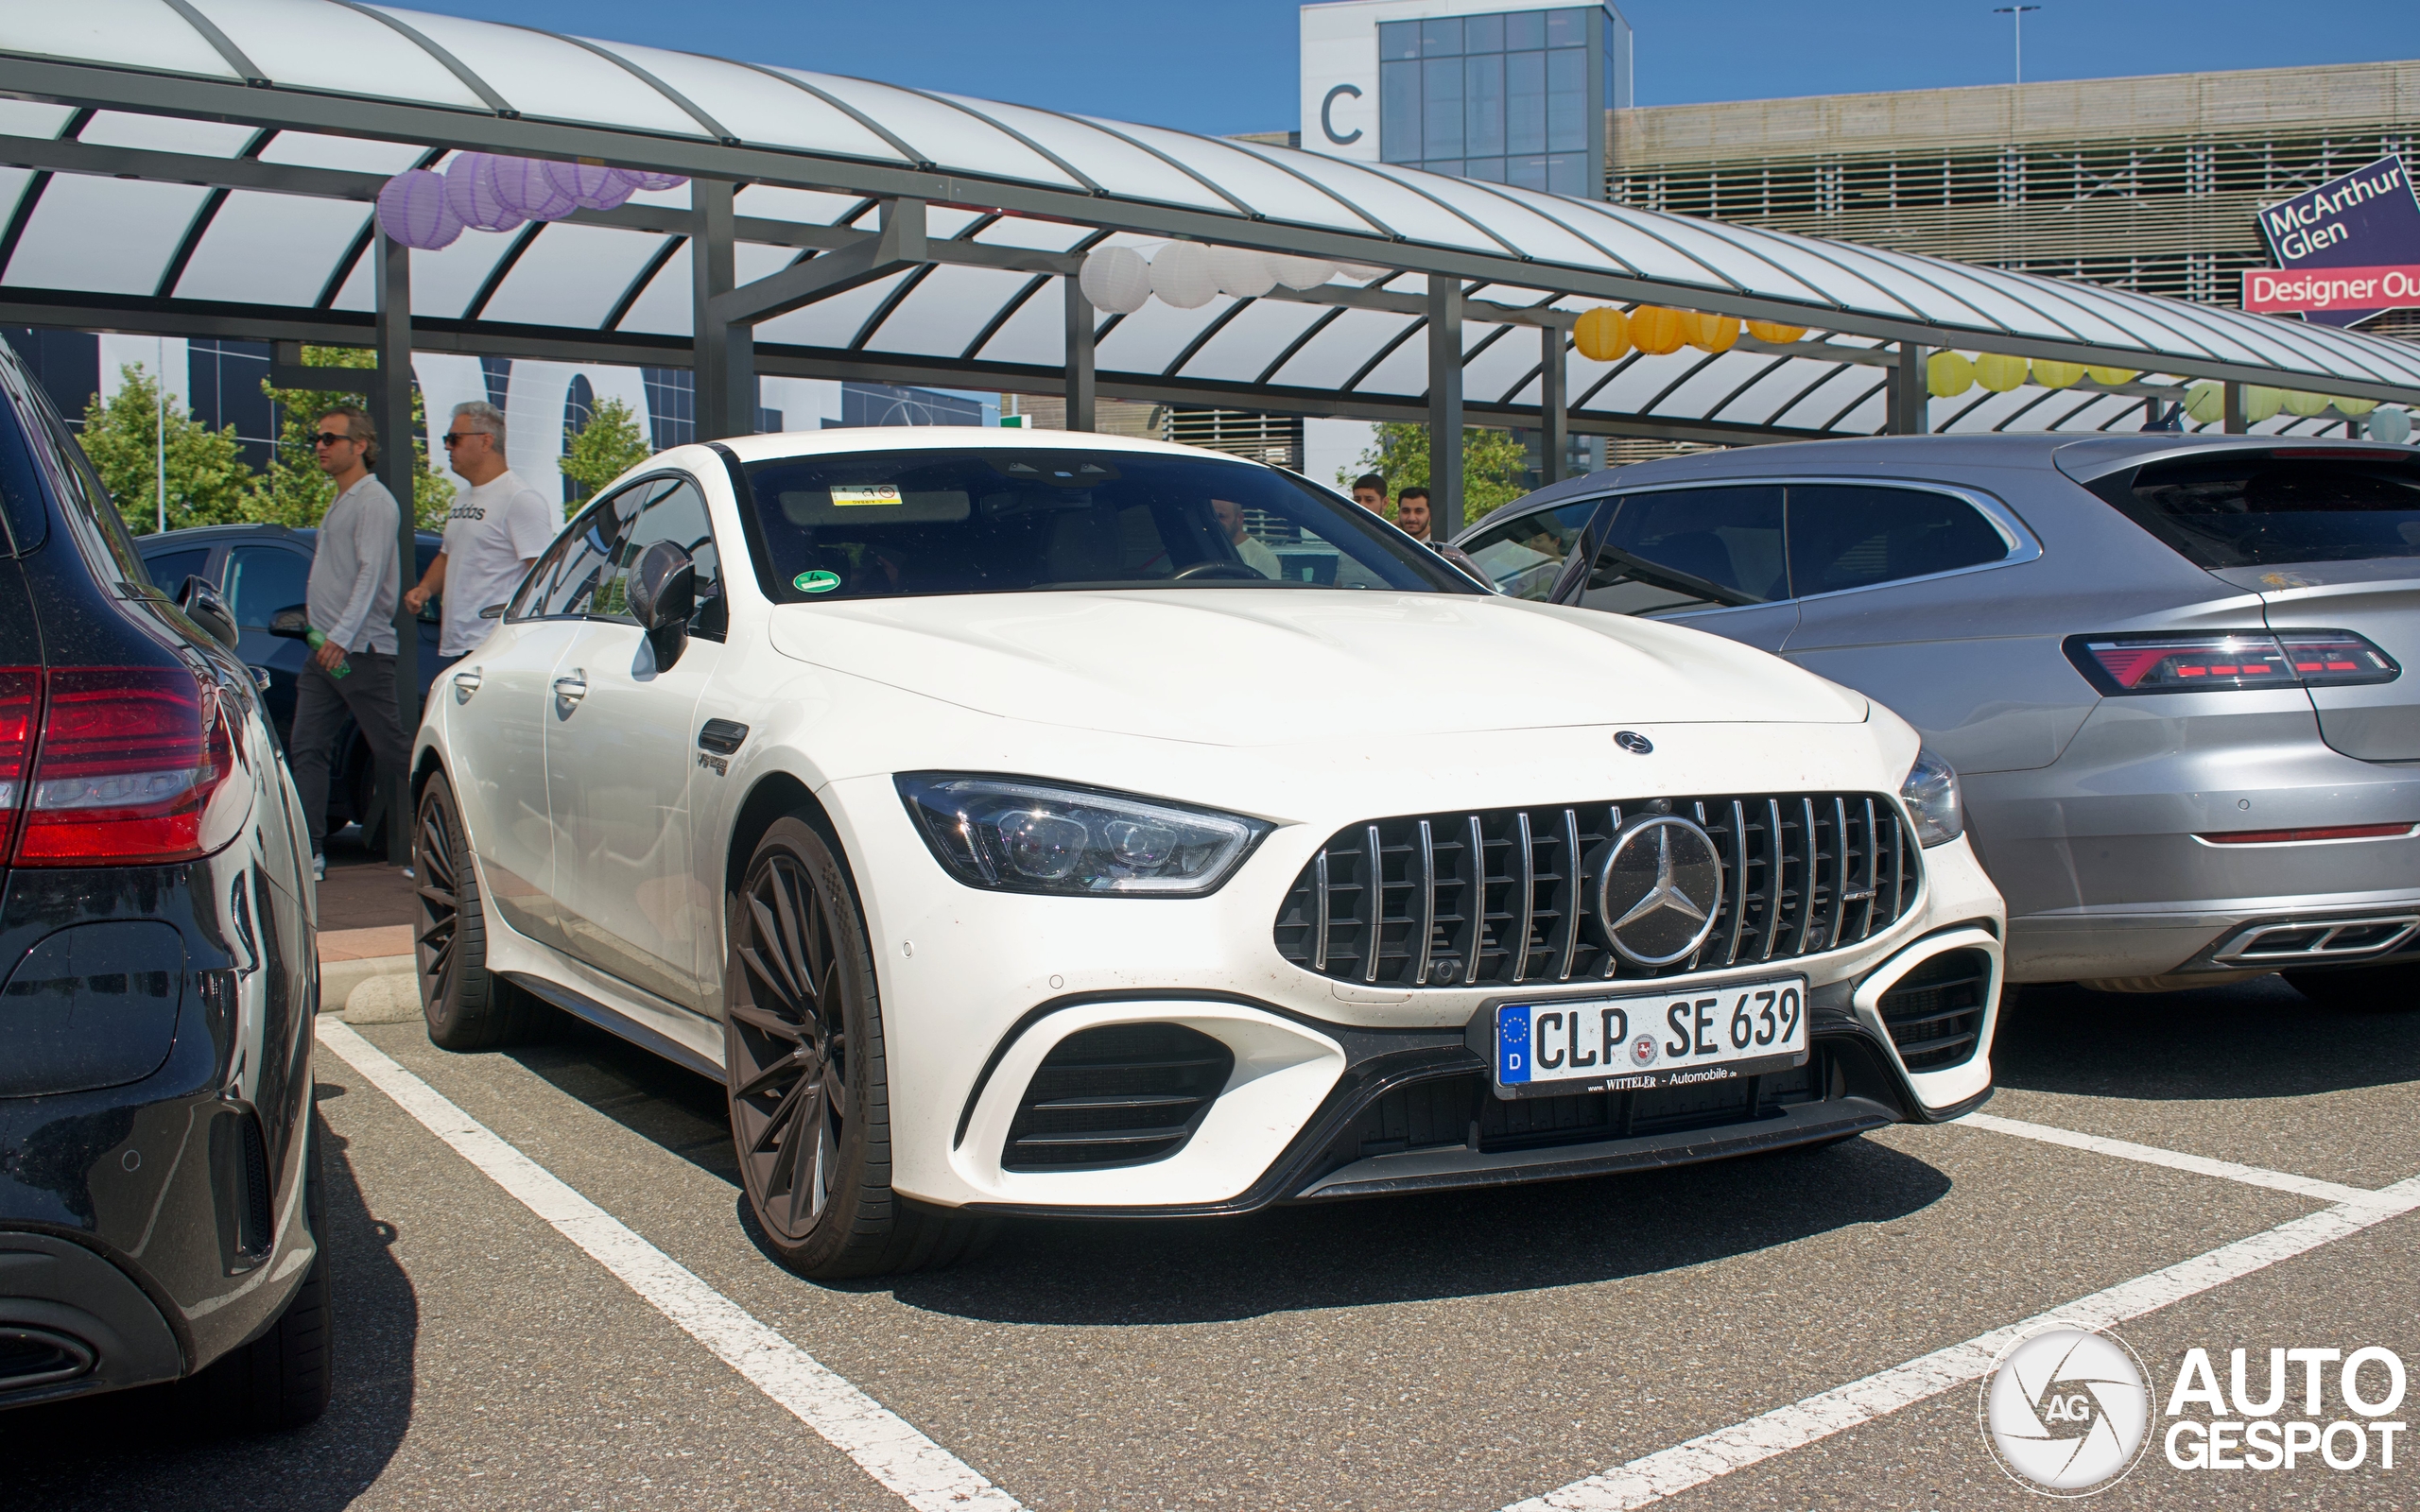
[706,424,1279,468]
[138,523,444,547]
[1590,432,2410,489]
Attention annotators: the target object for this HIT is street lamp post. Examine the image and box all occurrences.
[1993,6,2041,86]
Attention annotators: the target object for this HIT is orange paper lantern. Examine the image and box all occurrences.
[1745,319,1808,344]
[1573,305,1631,362]
[1686,313,1741,353]
[1631,304,1686,355]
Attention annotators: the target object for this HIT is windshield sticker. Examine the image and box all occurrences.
[793,570,842,593]
[830,485,904,507]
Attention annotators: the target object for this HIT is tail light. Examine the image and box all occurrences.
[0,669,37,856]
[2065,630,2399,696]
[9,666,247,867]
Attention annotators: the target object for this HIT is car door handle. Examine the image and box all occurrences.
[452,668,483,704]
[698,719,749,756]
[552,670,587,709]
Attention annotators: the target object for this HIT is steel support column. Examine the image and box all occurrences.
[1063,274,1096,432]
[1889,342,1927,435]
[2223,380,2247,434]
[692,179,748,440]
[1539,322,1567,486]
[372,227,416,865]
[1427,278,1464,536]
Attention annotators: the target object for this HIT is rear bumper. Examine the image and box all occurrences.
[0,1232,183,1410]
[2005,889,2420,983]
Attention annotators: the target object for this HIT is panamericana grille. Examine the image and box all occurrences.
[1274,794,1918,989]
[1876,949,1990,1072]
[1000,1023,1234,1171]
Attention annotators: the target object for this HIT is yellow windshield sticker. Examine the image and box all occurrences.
[830,485,904,507]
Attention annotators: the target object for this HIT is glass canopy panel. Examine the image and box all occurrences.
[752,268,916,350]
[0,1,240,78]
[734,184,873,229]
[0,100,75,139]
[1353,321,1460,396]
[0,170,30,234]
[2014,275,2215,357]
[967,278,1063,367]
[1170,299,1330,384]
[1233,146,1503,252]
[1084,120,1382,234]
[588,42,908,163]
[972,215,1092,252]
[613,240,692,336]
[257,131,426,173]
[1644,349,1787,419]
[172,191,369,306]
[1262,307,1414,391]
[1752,365,1880,432]
[790,73,1083,189]
[1826,387,1890,435]
[1357,165,1615,269]
[1571,201,1834,305]
[195,0,488,109]
[1684,221,1921,318]
[2199,299,2407,381]
[364,10,709,137]
[934,95,1236,214]
[1460,325,1545,404]
[1094,294,1232,377]
[78,112,258,157]
[859,264,1037,359]
[5,177,207,296]
[480,224,665,330]
[1856,249,2095,341]
[398,226,522,319]
[1703,355,1852,427]
[2266,321,2420,385]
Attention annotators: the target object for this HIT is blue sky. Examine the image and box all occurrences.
[406,1,2414,138]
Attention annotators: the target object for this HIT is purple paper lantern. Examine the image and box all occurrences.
[375,169,461,250]
[616,169,688,192]
[443,152,525,233]
[488,156,579,222]
[544,159,635,211]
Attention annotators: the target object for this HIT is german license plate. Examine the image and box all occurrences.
[1494,976,1809,1098]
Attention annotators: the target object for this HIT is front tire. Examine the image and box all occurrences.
[414,773,540,1049]
[2285,961,2420,1011]
[725,816,987,1280]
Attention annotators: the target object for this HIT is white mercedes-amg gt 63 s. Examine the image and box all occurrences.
[409,429,2005,1278]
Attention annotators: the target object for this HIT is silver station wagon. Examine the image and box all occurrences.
[1456,434,2420,1005]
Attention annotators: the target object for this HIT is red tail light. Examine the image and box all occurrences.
[2202,822,2417,845]
[0,668,37,857]
[10,666,246,867]
[2066,630,2400,695]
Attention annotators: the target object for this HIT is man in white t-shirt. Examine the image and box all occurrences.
[404,400,559,675]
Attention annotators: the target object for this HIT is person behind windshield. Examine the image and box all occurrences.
[1394,486,1432,542]
[1351,472,1388,514]
[1209,496,1281,578]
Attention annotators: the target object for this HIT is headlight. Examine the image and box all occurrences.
[1899,747,1963,849]
[895,774,1270,897]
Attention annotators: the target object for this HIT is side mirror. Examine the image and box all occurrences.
[478,602,508,621]
[177,576,241,650]
[626,540,696,670]
[268,604,311,640]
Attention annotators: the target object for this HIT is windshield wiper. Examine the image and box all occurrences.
[1590,544,1761,608]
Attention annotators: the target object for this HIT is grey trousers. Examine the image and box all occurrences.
[288,650,412,854]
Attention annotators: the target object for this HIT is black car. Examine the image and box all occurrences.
[0,342,328,1428]
[138,524,443,850]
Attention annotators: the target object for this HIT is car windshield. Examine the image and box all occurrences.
[2088,451,2420,568]
[735,446,1477,603]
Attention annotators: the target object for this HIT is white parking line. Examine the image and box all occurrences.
[1958,1110,2387,1207]
[1503,1154,2420,1511]
[316,1019,1022,1512]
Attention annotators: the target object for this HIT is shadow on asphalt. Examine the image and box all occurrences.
[1994,973,2420,1102]
[0,1099,417,1507]
[505,1012,739,1184]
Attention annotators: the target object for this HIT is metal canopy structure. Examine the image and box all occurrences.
[6,0,2420,521]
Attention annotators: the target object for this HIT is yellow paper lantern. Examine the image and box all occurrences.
[2245,386,2284,422]
[2184,382,2224,424]
[2336,396,2379,417]
[2086,366,2138,387]
[1975,352,2028,392]
[1631,304,1687,355]
[2031,360,2086,389]
[1927,351,1975,398]
[1686,313,1741,353]
[2281,390,2330,417]
[1573,306,1631,363]
[1745,319,1808,344]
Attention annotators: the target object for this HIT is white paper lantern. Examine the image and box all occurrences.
[1077,246,1150,314]
[1208,246,1278,299]
[1270,255,1339,289]
[1148,242,1219,309]
[1334,262,1391,283]
[2368,407,2412,444]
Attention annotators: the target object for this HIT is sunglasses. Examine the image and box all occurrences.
[441,431,490,448]
[310,431,359,448]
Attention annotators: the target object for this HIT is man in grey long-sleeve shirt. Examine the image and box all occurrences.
[289,404,412,877]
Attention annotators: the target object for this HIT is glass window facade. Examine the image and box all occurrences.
[1375,5,1625,198]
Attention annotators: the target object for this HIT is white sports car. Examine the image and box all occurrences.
[409,429,2005,1278]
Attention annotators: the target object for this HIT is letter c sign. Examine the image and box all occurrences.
[1322,83,1363,146]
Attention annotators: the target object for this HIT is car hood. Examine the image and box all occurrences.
[765,590,1866,747]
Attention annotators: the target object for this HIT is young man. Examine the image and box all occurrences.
[1208,495,1283,577]
[1351,472,1388,513]
[1393,486,1432,542]
[288,406,411,881]
[403,401,557,678]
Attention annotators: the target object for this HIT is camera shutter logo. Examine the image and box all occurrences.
[1980,1326,2152,1495]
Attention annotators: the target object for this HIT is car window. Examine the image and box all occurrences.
[735,447,1476,603]
[1785,484,2009,596]
[514,486,645,620]
[144,547,212,593]
[594,475,719,624]
[1578,485,1786,615]
[23,387,148,593]
[1460,497,1603,599]
[226,545,313,627]
[2083,450,2420,568]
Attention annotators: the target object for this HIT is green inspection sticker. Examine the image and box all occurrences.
[793,569,842,593]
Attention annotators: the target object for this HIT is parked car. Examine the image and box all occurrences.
[409,428,2004,1279]
[135,523,444,849]
[0,344,328,1426]
[1456,434,2420,1004]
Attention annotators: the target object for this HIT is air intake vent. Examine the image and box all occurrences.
[1274,794,1918,989]
[1002,1023,1235,1171]
[1877,949,1990,1071]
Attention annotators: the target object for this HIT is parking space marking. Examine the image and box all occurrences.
[1504,1174,2420,1511]
[1959,1110,2390,1207]
[316,1019,1023,1512]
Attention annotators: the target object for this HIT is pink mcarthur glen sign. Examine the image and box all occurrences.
[2253,155,2420,325]
[2242,263,2420,314]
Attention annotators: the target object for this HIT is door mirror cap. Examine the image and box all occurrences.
[628,540,695,670]
[268,604,311,640]
[477,602,507,620]
[176,576,242,650]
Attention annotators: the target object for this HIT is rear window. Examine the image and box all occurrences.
[2086,451,2420,568]
[735,447,1475,602]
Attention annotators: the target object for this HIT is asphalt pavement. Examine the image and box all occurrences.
[8,971,2415,1511]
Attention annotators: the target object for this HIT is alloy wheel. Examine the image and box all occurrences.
[729,851,852,1243]
[414,798,460,1009]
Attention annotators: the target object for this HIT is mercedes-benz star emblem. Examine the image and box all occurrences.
[1595,815,1725,967]
[1614,730,1653,755]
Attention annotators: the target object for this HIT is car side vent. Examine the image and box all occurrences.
[1001,1023,1235,1172]
[210,1108,276,1267]
[1877,949,1991,1072]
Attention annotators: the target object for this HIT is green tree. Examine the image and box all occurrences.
[78,365,259,535]
[560,396,652,505]
[1340,422,1531,525]
[254,346,454,530]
